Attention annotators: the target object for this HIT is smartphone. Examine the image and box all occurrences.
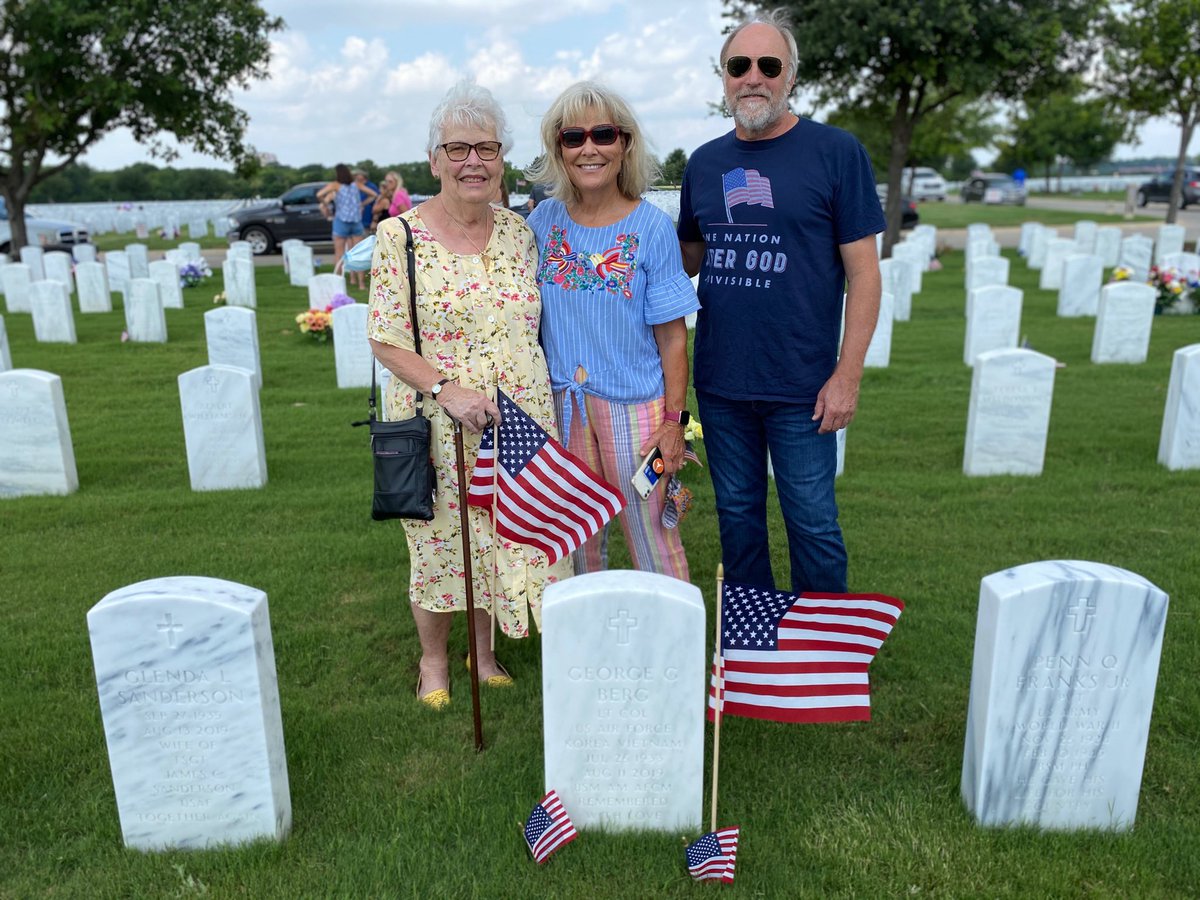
[630,447,665,500]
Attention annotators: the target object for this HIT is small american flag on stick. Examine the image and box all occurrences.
[468,390,624,565]
[709,583,903,724]
[686,826,740,882]
[523,789,577,864]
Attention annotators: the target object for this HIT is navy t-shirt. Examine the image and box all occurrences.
[677,118,884,404]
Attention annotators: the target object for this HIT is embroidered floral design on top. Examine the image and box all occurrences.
[537,225,639,298]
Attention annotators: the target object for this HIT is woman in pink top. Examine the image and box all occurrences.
[388,172,413,217]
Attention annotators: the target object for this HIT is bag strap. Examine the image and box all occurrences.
[368,217,421,424]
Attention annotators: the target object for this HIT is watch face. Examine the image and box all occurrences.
[678,410,691,427]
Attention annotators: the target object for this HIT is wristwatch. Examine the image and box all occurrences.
[430,378,452,401]
[663,409,691,427]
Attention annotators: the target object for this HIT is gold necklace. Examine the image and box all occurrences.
[440,200,493,271]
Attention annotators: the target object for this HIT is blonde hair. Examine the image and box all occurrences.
[525,81,658,204]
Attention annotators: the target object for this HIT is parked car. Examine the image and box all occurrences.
[960,173,1027,205]
[901,166,948,202]
[875,185,920,230]
[1136,168,1200,210]
[0,197,90,255]
[226,182,330,255]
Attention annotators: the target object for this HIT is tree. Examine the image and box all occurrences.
[660,148,689,185]
[731,0,1101,253]
[1004,84,1128,191]
[1103,0,1200,224]
[0,0,281,248]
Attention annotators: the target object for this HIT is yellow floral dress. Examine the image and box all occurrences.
[367,206,572,637]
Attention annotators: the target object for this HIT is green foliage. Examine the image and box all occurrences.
[1,250,1200,896]
[734,0,1101,251]
[659,148,689,185]
[1103,0,1200,222]
[0,0,281,245]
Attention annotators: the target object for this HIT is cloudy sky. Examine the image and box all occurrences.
[76,0,1186,174]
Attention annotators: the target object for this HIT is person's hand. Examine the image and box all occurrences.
[436,383,501,434]
[640,420,686,476]
[812,369,860,434]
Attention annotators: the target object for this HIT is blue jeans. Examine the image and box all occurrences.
[696,390,847,594]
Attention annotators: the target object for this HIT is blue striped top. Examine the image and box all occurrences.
[529,197,699,444]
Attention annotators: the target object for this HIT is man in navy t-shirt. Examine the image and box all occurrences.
[677,9,883,595]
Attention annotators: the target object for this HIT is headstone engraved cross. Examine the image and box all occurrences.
[88,576,292,850]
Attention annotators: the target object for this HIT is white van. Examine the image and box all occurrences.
[902,167,948,202]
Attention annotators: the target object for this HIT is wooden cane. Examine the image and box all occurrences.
[453,419,485,752]
[710,563,726,832]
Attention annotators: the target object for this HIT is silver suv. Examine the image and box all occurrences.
[0,198,90,255]
[902,167,948,202]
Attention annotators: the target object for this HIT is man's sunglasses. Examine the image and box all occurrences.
[724,55,784,79]
[558,124,625,149]
[439,141,502,162]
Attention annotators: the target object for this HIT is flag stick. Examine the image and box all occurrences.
[710,563,726,832]
[453,419,485,752]
[490,368,500,653]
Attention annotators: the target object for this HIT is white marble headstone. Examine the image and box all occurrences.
[0,315,10,371]
[72,243,98,264]
[178,365,267,490]
[178,242,203,263]
[228,243,253,263]
[1018,222,1040,258]
[1118,236,1153,283]
[76,261,112,313]
[43,251,75,293]
[30,281,77,344]
[0,368,78,497]
[332,303,372,389]
[966,256,1010,293]
[307,273,347,310]
[879,259,911,324]
[87,575,291,850]
[964,348,1056,476]
[542,571,704,832]
[105,251,131,297]
[966,224,992,243]
[1155,225,1185,264]
[1091,283,1155,364]
[285,245,315,288]
[1027,226,1057,270]
[187,219,209,239]
[863,290,893,368]
[125,243,150,279]
[222,258,257,309]
[126,279,167,343]
[891,243,925,294]
[279,240,301,275]
[1094,227,1121,268]
[1159,251,1200,277]
[964,286,1022,366]
[149,260,184,310]
[1039,240,1077,291]
[966,238,1000,269]
[1072,220,1097,254]
[962,560,1167,830]
[1056,254,1103,317]
[19,245,45,280]
[205,307,262,389]
[1158,343,1200,470]
[2,263,33,313]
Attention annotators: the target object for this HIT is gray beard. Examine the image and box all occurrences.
[731,94,789,135]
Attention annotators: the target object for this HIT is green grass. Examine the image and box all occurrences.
[2,259,1199,898]
[88,233,229,253]
[917,203,1156,229]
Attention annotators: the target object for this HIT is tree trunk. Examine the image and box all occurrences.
[883,95,916,258]
[1,184,33,254]
[1166,115,1196,226]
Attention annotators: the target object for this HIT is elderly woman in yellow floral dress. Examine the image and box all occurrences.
[368,81,571,710]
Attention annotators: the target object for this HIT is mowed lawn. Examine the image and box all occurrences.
[1,251,1198,898]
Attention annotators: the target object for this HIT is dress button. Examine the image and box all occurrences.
[487,315,495,323]
[472,256,481,264]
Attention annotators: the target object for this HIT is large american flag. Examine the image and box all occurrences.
[523,789,577,864]
[467,390,624,565]
[722,167,774,211]
[708,583,904,724]
[686,826,740,882]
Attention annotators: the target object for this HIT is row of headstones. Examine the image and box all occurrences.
[84,559,1166,850]
[861,225,939,368]
[1022,221,1194,284]
[0,303,391,496]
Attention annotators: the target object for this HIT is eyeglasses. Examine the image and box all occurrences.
[724,55,784,79]
[439,141,502,162]
[558,124,625,149]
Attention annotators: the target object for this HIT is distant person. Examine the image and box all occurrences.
[526,80,698,580]
[677,9,883,595]
[318,163,375,287]
[354,168,379,231]
[388,173,414,217]
[371,171,400,232]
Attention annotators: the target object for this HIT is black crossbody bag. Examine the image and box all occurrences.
[364,218,436,521]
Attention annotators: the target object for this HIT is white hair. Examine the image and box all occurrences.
[426,81,513,155]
